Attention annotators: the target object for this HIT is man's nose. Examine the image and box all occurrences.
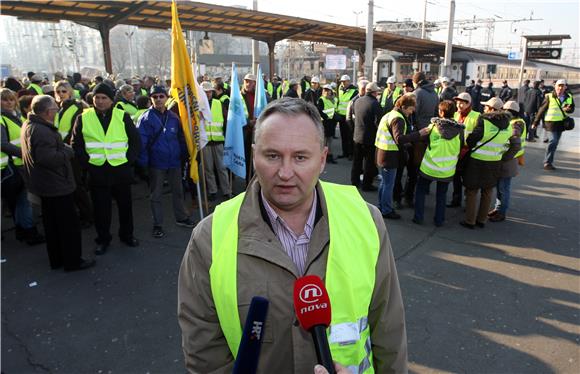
[277,160,294,180]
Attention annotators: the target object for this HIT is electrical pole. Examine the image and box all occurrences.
[365,0,374,78]
[442,0,455,77]
[517,36,528,102]
[252,0,260,75]
[421,0,428,39]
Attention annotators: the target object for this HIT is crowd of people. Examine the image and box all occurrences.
[1,69,575,272]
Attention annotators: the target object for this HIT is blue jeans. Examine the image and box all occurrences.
[544,130,562,165]
[378,168,397,214]
[15,189,35,229]
[494,177,512,215]
[414,176,449,226]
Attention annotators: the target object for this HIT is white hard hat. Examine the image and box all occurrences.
[311,77,320,83]
[243,73,256,81]
[555,79,567,86]
[340,74,351,81]
[386,76,396,84]
[201,81,214,91]
[503,100,520,112]
[440,76,449,83]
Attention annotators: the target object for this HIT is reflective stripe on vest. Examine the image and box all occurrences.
[210,181,380,373]
[28,83,43,95]
[471,119,512,161]
[81,108,129,166]
[321,97,336,119]
[375,110,406,151]
[544,94,573,122]
[419,124,461,179]
[116,101,138,116]
[512,118,526,158]
[1,115,23,167]
[207,99,225,141]
[337,88,356,115]
[454,110,480,141]
[55,104,80,140]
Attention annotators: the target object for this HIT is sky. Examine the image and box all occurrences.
[214,0,580,65]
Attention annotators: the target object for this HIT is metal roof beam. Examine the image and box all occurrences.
[106,1,152,27]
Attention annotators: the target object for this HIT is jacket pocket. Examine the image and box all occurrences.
[237,281,274,343]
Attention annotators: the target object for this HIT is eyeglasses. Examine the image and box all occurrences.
[151,95,166,99]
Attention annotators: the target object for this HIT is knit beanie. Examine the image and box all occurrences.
[92,82,115,101]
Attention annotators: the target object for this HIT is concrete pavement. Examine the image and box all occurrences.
[2,126,579,373]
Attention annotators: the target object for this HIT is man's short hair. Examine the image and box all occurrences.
[255,97,324,149]
[439,100,457,119]
[412,72,426,84]
[31,95,55,115]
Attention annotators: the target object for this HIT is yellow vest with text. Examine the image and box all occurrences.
[470,119,512,162]
[375,110,406,152]
[55,103,80,140]
[0,115,23,168]
[419,124,461,179]
[207,98,225,142]
[210,181,380,373]
[337,87,356,116]
[81,108,128,166]
[544,93,573,122]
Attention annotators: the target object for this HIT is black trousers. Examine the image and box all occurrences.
[337,115,353,157]
[351,143,377,187]
[41,194,82,270]
[71,158,93,223]
[450,172,463,203]
[90,183,134,245]
[394,147,417,202]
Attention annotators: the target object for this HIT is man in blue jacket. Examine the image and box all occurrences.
[138,85,194,238]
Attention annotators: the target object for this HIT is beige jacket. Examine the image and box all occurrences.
[177,179,408,373]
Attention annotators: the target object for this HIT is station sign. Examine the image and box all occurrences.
[325,54,347,70]
[526,47,562,59]
[507,51,518,60]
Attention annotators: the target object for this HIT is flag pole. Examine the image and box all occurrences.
[183,84,204,220]
[191,61,210,214]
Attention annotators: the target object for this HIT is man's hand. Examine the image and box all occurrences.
[314,363,353,374]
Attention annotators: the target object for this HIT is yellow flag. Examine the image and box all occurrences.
[171,0,201,182]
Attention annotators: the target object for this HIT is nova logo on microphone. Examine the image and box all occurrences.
[299,283,323,303]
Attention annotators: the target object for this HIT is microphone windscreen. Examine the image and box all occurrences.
[293,275,331,331]
[232,296,269,374]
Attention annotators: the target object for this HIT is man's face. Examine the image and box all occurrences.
[150,93,167,111]
[312,82,319,89]
[93,93,113,111]
[555,84,566,96]
[253,113,327,212]
[341,80,350,88]
[243,79,255,92]
[456,100,471,112]
[1,95,16,112]
[388,82,395,90]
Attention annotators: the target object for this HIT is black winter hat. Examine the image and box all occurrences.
[92,82,115,101]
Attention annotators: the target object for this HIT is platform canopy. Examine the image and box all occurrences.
[0,0,491,74]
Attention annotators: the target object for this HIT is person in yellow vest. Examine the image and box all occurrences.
[71,83,142,255]
[20,95,95,271]
[1,88,45,245]
[304,76,322,105]
[531,79,575,170]
[115,84,138,117]
[131,78,148,98]
[460,97,520,229]
[380,76,403,114]
[201,81,232,201]
[447,92,481,208]
[375,94,422,219]
[27,74,44,96]
[488,101,525,222]
[337,75,358,159]
[54,80,93,228]
[213,75,230,96]
[137,85,194,239]
[412,100,464,227]
[316,84,338,164]
[177,97,407,373]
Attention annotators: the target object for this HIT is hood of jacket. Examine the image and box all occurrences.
[481,111,512,130]
[430,117,465,140]
[27,113,56,129]
[417,81,435,93]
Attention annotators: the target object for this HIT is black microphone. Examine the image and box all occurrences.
[232,296,269,374]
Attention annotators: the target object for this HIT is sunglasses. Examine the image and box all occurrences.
[151,94,166,99]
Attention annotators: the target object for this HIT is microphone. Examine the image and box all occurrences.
[293,275,336,374]
[232,296,269,374]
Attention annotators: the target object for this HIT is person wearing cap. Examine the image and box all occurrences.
[439,77,457,102]
[200,81,232,202]
[116,84,138,117]
[352,82,382,191]
[27,74,44,96]
[380,76,402,114]
[532,79,575,170]
[284,79,300,98]
[137,85,194,239]
[303,76,321,105]
[488,100,525,222]
[375,94,422,219]
[499,80,513,103]
[132,78,148,98]
[41,85,55,98]
[336,75,358,159]
[460,97,519,229]
[522,80,543,142]
[71,82,142,254]
[447,92,481,208]
[317,85,338,164]
[412,100,464,227]
[434,79,442,96]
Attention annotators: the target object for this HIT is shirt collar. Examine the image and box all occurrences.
[260,189,318,237]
